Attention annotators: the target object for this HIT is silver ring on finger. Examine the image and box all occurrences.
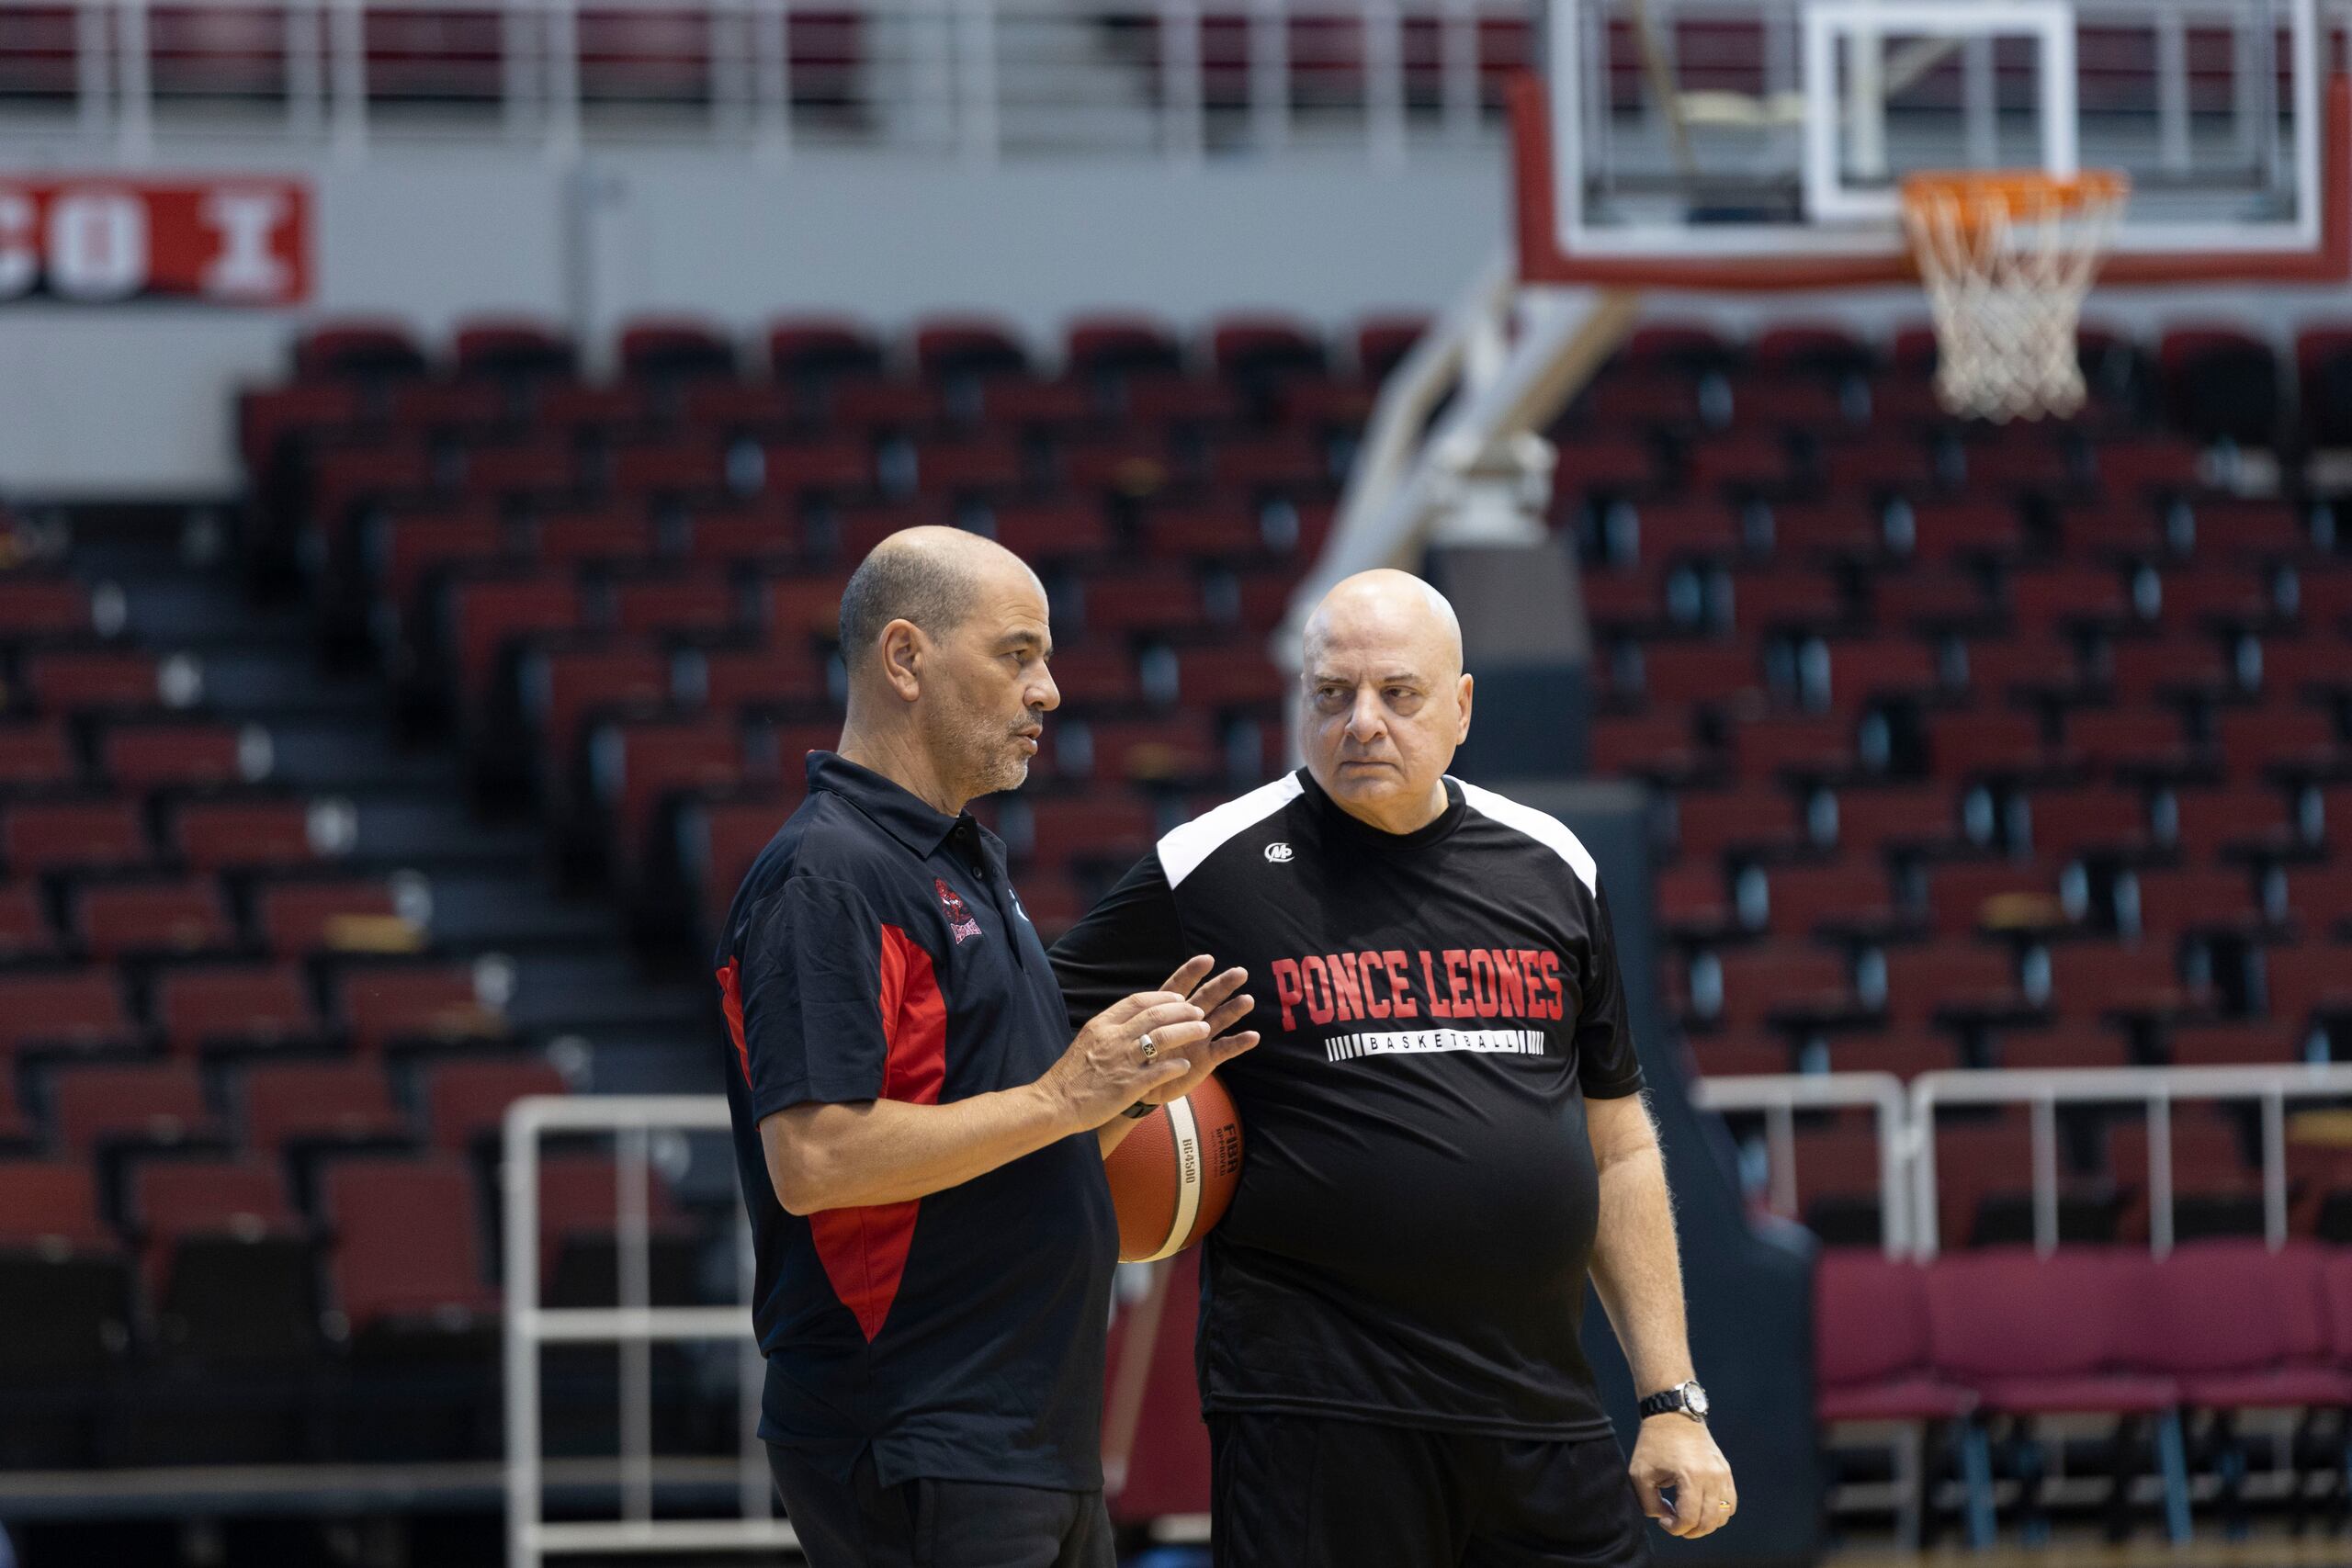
[1137,1032,1158,1061]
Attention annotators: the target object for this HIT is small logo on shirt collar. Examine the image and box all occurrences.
[936,879,984,943]
[1263,842,1295,863]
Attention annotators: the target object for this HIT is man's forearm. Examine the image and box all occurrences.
[762,1084,1084,1214]
[1589,1139,1696,1396]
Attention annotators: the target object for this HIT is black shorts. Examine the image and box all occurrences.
[767,1444,1116,1568]
[1209,1413,1656,1568]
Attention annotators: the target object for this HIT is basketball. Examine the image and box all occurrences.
[1102,1077,1244,1262]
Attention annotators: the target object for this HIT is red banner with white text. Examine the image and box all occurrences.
[0,179,311,306]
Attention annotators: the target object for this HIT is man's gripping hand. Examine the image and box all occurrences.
[1630,1416,1736,1540]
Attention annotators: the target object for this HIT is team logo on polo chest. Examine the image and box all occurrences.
[935,879,983,943]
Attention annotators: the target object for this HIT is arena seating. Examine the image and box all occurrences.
[242,310,1348,947]
[1818,1240,2352,1542]
[0,506,724,1468]
[1571,319,2352,1247]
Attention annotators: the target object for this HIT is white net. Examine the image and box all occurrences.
[1903,172,2129,423]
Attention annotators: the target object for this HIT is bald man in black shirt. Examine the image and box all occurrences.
[1052,570,1735,1568]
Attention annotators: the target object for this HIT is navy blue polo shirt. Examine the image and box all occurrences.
[716,750,1117,1491]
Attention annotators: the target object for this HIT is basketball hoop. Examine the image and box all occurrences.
[1901,169,2131,423]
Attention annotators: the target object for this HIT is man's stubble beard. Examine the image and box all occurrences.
[928,700,1030,802]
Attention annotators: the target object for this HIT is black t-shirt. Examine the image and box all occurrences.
[1050,768,1645,1440]
[716,751,1117,1491]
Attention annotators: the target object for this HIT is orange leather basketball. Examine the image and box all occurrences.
[1102,1076,1243,1262]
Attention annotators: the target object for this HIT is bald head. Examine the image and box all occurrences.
[838,525,1040,676]
[834,525,1060,813]
[1295,570,1474,835]
[1300,569,1465,682]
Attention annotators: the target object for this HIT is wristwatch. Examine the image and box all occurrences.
[1638,1380,1710,1423]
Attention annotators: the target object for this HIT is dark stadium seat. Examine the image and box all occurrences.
[50,1062,221,1155]
[243,1061,413,1156]
[0,880,59,960]
[100,721,263,790]
[75,879,236,960]
[154,965,322,1060]
[322,1155,496,1321]
[175,798,344,872]
[424,1057,568,1152]
[2158,327,2281,446]
[0,969,138,1061]
[6,799,152,872]
[452,317,577,379]
[339,964,508,1056]
[295,321,429,381]
[254,879,416,957]
[616,318,737,382]
[0,1161,111,1248]
[322,1155,499,1458]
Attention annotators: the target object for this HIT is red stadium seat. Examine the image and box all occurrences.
[1924,863,2066,938]
[75,880,235,960]
[424,1058,567,1151]
[50,1062,220,1153]
[6,800,150,873]
[1828,784,1962,857]
[338,964,508,1056]
[0,970,136,1060]
[447,576,586,698]
[175,799,342,871]
[254,880,415,957]
[1927,1250,2179,1420]
[243,1062,412,1153]
[322,1156,498,1328]
[2118,1242,2352,1410]
[0,578,97,637]
[132,1160,298,1243]
[154,965,321,1059]
[23,650,185,713]
[2041,940,2196,1022]
[1815,1254,1976,1420]
[0,1162,111,1249]
[987,500,1115,563]
[0,883,56,960]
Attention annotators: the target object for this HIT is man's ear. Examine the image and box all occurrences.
[878,619,927,703]
[1455,671,1474,744]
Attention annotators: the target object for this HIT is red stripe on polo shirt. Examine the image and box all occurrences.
[810,922,946,1341]
[715,957,751,1088]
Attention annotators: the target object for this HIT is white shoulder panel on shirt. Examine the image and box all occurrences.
[1159,773,1306,889]
[1453,778,1600,896]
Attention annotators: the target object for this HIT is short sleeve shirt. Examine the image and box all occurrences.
[716,751,1117,1490]
[1050,769,1644,1440]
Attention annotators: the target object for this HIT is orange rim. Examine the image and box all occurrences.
[1900,169,2131,232]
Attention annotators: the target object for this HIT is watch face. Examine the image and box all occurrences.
[1685,1382,1710,1417]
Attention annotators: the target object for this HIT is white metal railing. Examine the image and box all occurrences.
[1699,1064,2352,1262]
[0,0,1533,163]
[1693,1070,1911,1258]
[503,1094,796,1566]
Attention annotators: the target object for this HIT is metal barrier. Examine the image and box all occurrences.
[503,1093,796,1566]
[0,0,1532,164]
[1909,1063,2352,1259]
[1696,1064,2352,1261]
[1691,1070,1910,1258]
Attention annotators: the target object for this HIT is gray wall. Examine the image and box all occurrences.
[0,145,1507,497]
